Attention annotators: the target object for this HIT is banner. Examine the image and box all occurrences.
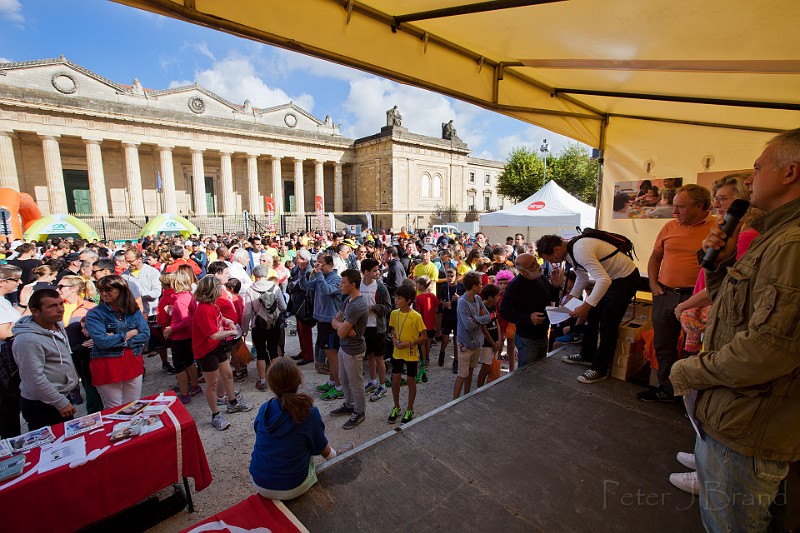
[315,195,325,231]
[365,211,373,230]
[265,196,276,233]
[328,212,336,232]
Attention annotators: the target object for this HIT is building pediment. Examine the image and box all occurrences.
[0,56,126,98]
[147,85,240,118]
[257,102,339,135]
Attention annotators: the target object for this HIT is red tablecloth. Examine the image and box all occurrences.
[0,392,212,532]
[179,494,306,533]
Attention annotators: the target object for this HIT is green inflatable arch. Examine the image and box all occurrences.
[139,214,200,238]
[23,214,100,241]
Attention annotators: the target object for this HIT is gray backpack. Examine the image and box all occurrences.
[253,285,281,330]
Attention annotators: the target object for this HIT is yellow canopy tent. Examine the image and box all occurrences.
[139,214,200,238]
[23,214,100,242]
[112,0,800,265]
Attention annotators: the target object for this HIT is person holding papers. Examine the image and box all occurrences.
[535,234,639,384]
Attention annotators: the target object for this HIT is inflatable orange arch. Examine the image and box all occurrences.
[0,188,43,241]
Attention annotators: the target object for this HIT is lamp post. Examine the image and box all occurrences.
[539,139,551,182]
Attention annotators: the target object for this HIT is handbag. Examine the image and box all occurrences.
[488,357,502,382]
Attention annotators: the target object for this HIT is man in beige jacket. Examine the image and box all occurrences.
[671,128,800,531]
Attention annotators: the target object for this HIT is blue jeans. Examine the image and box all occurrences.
[514,336,547,368]
[694,433,789,532]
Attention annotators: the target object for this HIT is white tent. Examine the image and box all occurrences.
[480,181,597,245]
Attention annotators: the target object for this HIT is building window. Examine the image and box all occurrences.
[485,173,491,185]
[432,174,442,199]
[484,195,491,211]
[469,171,475,184]
[467,190,476,211]
[421,174,431,198]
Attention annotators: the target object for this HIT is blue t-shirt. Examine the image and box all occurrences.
[250,399,328,491]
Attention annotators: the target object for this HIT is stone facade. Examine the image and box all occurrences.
[0,57,505,229]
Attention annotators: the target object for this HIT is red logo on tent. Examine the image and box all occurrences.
[527,201,546,211]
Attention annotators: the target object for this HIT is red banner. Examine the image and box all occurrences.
[315,195,325,231]
[265,196,276,233]
[180,494,304,533]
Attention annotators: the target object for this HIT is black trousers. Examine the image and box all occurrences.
[20,396,72,432]
[252,326,282,365]
[578,268,640,375]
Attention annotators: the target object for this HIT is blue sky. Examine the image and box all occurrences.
[0,0,580,161]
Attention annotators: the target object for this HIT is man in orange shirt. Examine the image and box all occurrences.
[642,184,715,402]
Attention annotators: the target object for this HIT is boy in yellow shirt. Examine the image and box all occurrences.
[387,283,427,424]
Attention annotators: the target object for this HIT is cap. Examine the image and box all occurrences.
[422,245,433,252]
[343,238,358,249]
[65,252,81,263]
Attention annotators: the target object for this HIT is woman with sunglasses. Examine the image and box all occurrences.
[84,275,150,409]
[58,277,103,414]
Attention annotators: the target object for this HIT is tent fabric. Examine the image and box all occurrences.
[139,214,200,238]
[480,180,595,244]
[112,0,800,148]
[23,214,100,241]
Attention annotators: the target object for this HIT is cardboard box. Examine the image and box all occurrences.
[618,320,652,344]
[633,303,652,323]
[610,349,647,381]
[615,338,645,357]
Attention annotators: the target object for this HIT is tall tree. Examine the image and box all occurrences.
[549,143,599,206]
[496,147,544,202]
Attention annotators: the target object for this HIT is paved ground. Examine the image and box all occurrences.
[141,328,484,532]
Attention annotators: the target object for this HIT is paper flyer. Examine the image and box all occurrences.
[64,412,104,439]
[8,426,55,453]
[38,437,87,473]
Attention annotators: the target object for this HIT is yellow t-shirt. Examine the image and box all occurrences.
[412,262,440,282]
[457,261,473,276]
[62,301,78,325]
[389,309,426,361]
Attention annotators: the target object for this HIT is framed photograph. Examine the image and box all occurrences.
[64,412,103,439]
[106,400,149,420]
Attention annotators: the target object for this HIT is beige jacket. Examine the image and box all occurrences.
[671,195,800,462]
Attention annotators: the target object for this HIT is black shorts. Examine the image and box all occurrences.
[426,329,436,340]
[316,322,340,350]
[197,343,231,372]
[364,327,385,357]
[391,357,418,377]
[170,338,194,373]
[441,318,457,336]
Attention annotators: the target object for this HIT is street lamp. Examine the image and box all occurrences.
[539,139,551,182]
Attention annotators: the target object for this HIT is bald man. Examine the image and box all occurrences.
[498,253,559,367]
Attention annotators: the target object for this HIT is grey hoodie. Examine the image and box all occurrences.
[12,315,78,410]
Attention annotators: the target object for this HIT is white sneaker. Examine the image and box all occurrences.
[227,398,254,413]
[669,471,699,495]
[211,413,231,431]
[370,385,387,402]
[676,451,696,470]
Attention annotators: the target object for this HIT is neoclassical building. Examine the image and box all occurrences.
[0,56,505,229]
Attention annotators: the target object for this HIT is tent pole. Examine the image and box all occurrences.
[594,117,608,229]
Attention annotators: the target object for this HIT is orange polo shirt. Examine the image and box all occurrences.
[653,214,716,289]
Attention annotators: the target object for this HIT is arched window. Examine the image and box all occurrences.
[421,173,431,198]
[432,174,442,198]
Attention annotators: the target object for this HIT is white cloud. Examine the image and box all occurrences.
[0,0,22,22]
[271,48,362,82]
[168,79,194,89]
[0,57,12,64]
[494,126,578,162]
[341,77,485,146]
[174,53,314,111]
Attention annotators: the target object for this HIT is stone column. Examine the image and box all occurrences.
[334,163,343,213]
[157,145,178,213]
[314,160,325,210]
[294,158,305,215]
[0,131,20,190]
[191,149,207,215]
[247,154,260,214]
[220,151,235,215]
[40,135,68,214]
[271,156,283,215]
[84,139,109,214]
[123,143,145,216]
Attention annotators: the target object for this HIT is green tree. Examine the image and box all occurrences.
[549,143,599,206]
[497,147,544,202]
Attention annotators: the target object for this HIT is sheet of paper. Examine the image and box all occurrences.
[38,437,86,473]
[546,298,584,325]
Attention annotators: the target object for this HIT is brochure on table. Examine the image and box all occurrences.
[38,437,87,473]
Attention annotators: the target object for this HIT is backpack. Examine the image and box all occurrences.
[566,227,637,271]
[253,285,281,330]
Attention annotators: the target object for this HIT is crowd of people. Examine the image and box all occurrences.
[0,129,797,529]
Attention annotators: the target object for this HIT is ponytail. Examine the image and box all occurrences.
[267,358,314,423]
[278,392,314,424]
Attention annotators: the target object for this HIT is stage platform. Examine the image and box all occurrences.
[287,348,705,531]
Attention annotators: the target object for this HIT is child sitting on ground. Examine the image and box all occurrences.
[388,283,427,425]
[250,357,351,500]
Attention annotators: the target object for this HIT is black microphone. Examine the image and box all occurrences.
[700,199,750,269]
